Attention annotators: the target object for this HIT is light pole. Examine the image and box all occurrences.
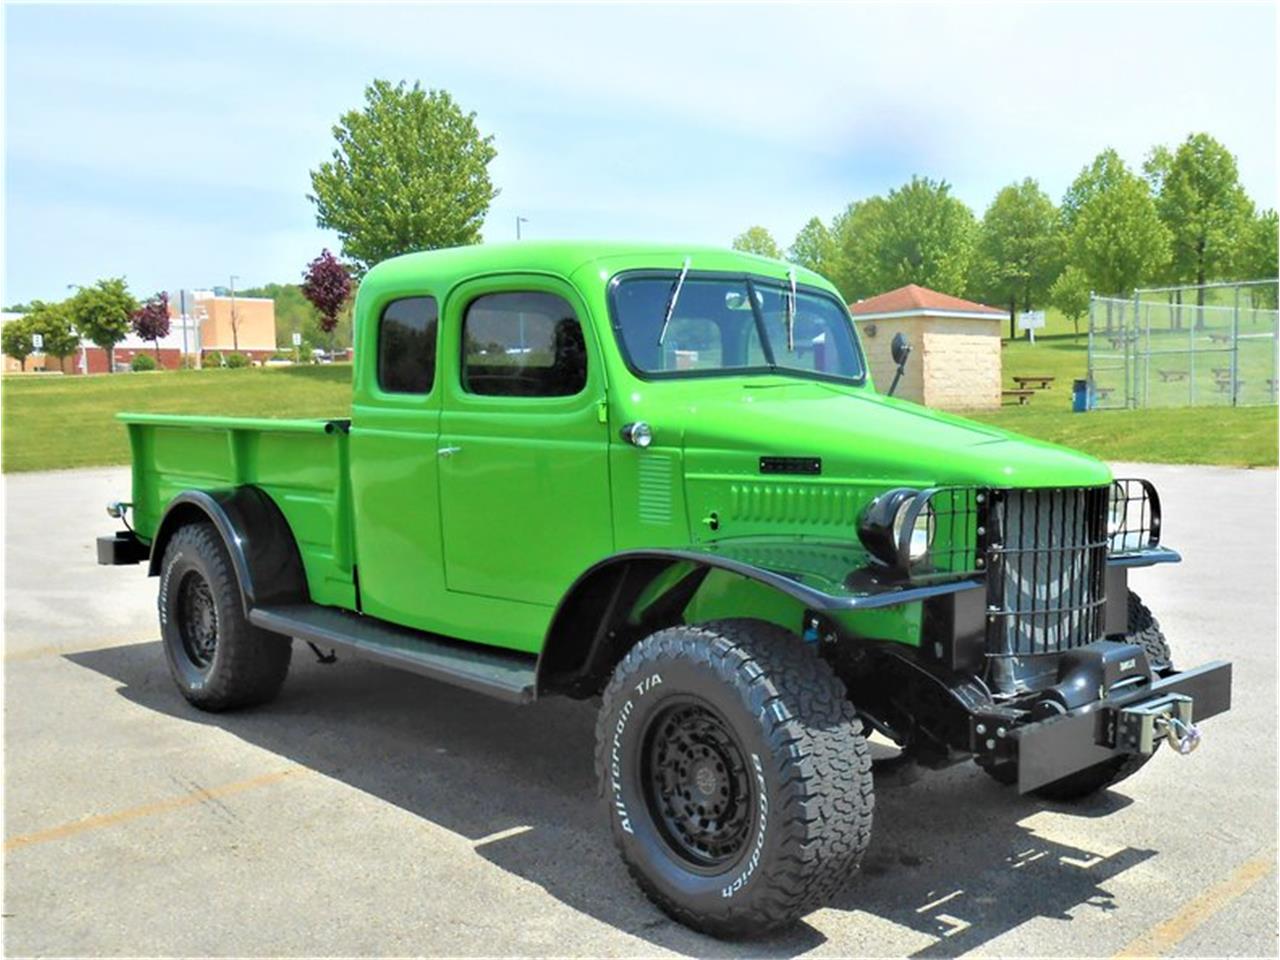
[516,216,529,240]
[229,274,240,353]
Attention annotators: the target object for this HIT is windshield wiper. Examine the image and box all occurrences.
[657,257,692,346]
[785,267,797,352]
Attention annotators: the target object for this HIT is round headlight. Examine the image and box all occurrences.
[892,498,935,562]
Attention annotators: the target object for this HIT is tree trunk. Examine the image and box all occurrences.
[106,345,114,373]
[1009,298,1016,340]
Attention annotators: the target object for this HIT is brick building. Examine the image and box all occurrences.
[850,284,1004,410]
[3,291,278,374]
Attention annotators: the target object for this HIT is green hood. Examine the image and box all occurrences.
[633,376,1111,490]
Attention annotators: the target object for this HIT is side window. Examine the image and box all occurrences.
[462,291,587,397]
[377,296,438,394]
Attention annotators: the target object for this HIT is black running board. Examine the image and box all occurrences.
[250,604,537,704]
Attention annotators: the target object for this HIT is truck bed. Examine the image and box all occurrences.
[119,412,357,610]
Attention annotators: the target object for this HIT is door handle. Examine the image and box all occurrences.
[437,445,462,458]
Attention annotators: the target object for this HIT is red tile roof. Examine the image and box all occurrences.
[849,284,1005,318]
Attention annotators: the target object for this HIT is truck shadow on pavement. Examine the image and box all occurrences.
[70,641,1156,958]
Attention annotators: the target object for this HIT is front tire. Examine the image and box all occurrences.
[158,521,291,711]
[594,619,873,938]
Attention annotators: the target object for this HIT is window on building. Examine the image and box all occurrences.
[377,297,438,394]
[462,292,587,397]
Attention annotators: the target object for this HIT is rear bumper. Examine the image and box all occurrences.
[97,531,149,566]
[973,659,1233,793]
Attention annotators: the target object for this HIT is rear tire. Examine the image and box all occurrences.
[158,521,291,711]
[594,618,873,938]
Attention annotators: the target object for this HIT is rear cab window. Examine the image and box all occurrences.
[377,296,439,394]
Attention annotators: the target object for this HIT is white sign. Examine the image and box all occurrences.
[292,332,302,347]
[31,333,43,351]
[1018,310,1046,344]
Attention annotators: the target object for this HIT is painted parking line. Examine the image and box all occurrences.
[4,767,306,853]
[1112,851,1275,958]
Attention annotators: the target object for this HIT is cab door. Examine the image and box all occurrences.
[437,275,612,606]
[349,293,445,631]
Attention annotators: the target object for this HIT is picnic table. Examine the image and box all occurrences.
[1208,332,1232,344]
[1213,378,1242,394]
[1157,369,1189,382]
[1012,375,1055,390]
[1002,389,1034,406]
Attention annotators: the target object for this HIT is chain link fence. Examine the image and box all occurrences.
[1086,279,1278,409]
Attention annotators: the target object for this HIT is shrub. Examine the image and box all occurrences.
[130,353,158,372]
[178,354,199,370]
[205,351,224,368]
[225,352,250,369]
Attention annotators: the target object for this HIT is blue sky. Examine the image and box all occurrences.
[4,2,1276,304]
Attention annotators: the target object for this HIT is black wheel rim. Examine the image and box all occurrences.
[177,570,218,668]
[640,699,755,869]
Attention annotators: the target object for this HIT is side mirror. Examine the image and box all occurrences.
[891,332,911,367]
[887,333,911,397]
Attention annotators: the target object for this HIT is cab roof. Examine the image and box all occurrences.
[358,240,838,300]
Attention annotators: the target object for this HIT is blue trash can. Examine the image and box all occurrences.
[1072,378,1090,412]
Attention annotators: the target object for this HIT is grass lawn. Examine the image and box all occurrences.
[2,359,1275,473]
[972,404,1277,467]
[2,365,352,473]
[993,331,1276,465]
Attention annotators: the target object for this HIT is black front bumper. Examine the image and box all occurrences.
[973,659,1233,793]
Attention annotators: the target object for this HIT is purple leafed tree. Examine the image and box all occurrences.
[131,292,171,359]
[301,249,352,335]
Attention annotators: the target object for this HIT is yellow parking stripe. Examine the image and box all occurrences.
[1112,851,1275,958]
[4,767,306,853]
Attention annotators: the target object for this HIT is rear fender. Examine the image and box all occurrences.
[146,487,309,616]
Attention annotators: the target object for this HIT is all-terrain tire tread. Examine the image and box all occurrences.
[594,618,873,937]
[162,522,291,711]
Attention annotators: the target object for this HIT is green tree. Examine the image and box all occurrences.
[1,313,36,371]
[1146,134,1252,303]
[26,299,79,373]
[972,178,1063,338]
[1049,266,1092,340]
[731,225,782,259]
[68,278,137,373]
[1242,209,1279,307]
[1065,152,1170,302]
[309,80,498,271]
[827,197,890,301]
[856,176,977,297]
[787,217,837,279]
[1061,147,1131,234]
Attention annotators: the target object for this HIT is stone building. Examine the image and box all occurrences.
[850,284,1004,410]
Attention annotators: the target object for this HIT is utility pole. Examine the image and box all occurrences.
[516,216,528,240]
[229,274,240,353]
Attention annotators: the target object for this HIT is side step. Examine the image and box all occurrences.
[250,604,537,704]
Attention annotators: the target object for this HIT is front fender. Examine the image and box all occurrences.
[146,487,309,615]
[536,538,981,697]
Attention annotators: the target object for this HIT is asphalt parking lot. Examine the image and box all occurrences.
[4,463,1277,957]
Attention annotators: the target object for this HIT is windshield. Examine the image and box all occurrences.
[610,273,865,382]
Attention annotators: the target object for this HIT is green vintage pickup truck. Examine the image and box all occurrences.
[100,241,1231,937]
